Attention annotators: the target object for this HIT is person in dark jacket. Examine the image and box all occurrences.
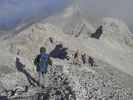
[91,25,103,39]
[88,56,95,66]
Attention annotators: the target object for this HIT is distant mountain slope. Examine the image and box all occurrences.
[0,6,133,99]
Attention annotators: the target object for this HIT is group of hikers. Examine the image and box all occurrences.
[73,49,95,66]
[33,24,103,86]
[16,25,102,87]
[32,46,96,86]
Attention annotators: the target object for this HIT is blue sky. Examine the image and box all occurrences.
[0,0,72,30]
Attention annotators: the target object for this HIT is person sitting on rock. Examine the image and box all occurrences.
[88,56,95,67]
[91,25,103,39]
[34,47,52,85]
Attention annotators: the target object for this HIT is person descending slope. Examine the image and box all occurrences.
[34,47,52,85]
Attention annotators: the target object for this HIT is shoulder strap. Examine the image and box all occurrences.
[40,53,49,61]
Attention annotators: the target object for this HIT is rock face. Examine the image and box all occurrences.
[0,6,133,100]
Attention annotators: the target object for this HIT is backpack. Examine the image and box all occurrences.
[39,53,49,73]
[34,55,40,66]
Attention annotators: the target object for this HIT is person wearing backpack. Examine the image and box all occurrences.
[34,47,52,85]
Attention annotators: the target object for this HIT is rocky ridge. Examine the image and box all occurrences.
[0,7,133,99]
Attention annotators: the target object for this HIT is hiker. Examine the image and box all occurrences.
[91,25,103,39]
[34,47,52,85]
[49,37,53,44]
[73,49,81,65]
[88,56,95,66]
[81,53,87,64]
[49,44,69,60]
